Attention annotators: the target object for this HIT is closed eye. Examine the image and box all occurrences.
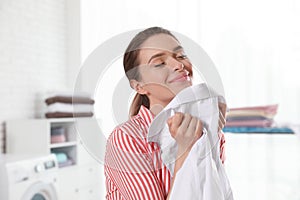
[176,54,188,60]
[154,62,166,67]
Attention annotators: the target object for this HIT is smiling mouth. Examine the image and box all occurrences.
[169,73,190,83]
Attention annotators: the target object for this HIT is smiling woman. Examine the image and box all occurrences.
[129,33,193,111]
[104,27,227,200]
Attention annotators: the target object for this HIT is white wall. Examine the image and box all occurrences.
[0,0,72,153]
[80,0,202,61]
[198,0,300,123]
[80,0,300,130]
[80,0,204,135]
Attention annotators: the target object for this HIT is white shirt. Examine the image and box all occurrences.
[148,83,234,200]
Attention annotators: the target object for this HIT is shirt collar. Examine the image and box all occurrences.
[137,105,155,127]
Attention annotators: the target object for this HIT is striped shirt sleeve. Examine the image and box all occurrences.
[105,128,166,200]
[219,130,226,164]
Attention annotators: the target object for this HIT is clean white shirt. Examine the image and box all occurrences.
[148,83,234,200]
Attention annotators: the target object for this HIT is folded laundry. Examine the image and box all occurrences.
[227,104,278,118]
[226,110,276,118]
[229,104,278,113]
[51,127,65,135]
[224,104,279,133]
[225,119,273,127]
[226,116,270,121]
[51,152,74,167]
[223,126,294,133]
[58,159,73,168]
[47,102,94,113]
[45,112,93,118]
[54,152,68,163]
[47,91,91,98]
[51,135,66,143]
[45,96,95,105]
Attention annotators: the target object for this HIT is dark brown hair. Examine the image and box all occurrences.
[123,27,188,117]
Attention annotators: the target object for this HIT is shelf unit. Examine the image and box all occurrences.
[6,118,104,200]
[50,141,77,149]
[6,118,78,168]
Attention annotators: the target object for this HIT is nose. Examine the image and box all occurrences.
[167,57,184,71]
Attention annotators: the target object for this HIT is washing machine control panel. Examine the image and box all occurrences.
[4,154,58,186]
[34,164,45,173]
[35,159,57,173]
[44,160,56,169]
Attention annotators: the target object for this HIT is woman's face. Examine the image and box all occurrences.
[132,33,193,107]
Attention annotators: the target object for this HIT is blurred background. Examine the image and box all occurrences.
[0,0,299,199]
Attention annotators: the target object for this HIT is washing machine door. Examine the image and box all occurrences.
[21,182,58,200]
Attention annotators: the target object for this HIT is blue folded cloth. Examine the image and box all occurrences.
[223,126,294,133]
[54,153,68,163]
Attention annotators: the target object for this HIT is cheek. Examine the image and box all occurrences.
[142,69,169,84]
[143,83,176,99]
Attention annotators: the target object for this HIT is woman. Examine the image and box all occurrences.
[104,27,226,200]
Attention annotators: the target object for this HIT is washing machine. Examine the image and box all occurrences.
[0,154,59,200]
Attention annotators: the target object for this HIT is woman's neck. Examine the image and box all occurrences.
[148,97,172,116]
[149,104,165,116]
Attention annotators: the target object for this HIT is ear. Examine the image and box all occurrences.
[129,79,148,95]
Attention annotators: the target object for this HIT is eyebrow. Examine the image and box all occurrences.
[173,45,183,52]
[147,45,183,64]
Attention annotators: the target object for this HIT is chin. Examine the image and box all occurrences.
[173,82,192,94]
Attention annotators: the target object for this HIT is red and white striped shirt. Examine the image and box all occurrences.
[104,105,226,200]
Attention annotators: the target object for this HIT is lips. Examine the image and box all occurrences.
[169,72,190,83]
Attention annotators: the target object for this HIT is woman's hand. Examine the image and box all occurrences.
[166,112,203,200]
[167,112,203,156]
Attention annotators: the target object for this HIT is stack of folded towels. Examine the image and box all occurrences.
[50,127,66,143]
[52,152,73,168]
[44,93,94,118]
[222,104,294,133]
[223,104,294,133]
[225,104,278,127]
